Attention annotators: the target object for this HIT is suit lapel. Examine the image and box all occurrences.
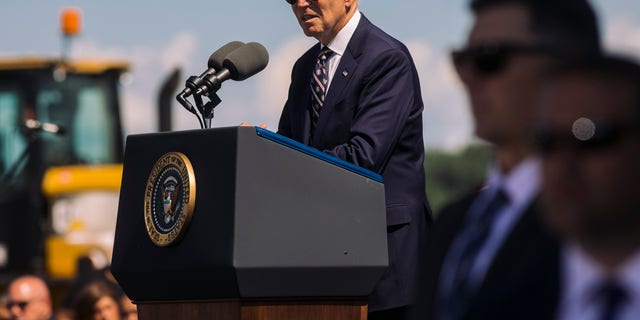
[313,51,357,146]
[481,201,543,283]
[467,200,560,315]
[323,51,357,109]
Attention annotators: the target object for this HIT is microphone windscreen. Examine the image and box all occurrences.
[223,42,269,81]
[207,41,245,70]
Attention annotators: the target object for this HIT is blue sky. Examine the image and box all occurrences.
[2,0,639,150]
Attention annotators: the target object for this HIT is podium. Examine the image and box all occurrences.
[111,126,388,320]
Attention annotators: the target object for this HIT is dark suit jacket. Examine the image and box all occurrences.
[278,14,431,312]
[417,192,560,320]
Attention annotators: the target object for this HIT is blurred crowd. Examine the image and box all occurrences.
[0,261,137,320]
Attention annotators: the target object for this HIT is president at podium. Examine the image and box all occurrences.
[279,0,432,318]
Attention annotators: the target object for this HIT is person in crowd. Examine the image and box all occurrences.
[0,294,11,320]
[416,0,601,319]
[119,296,137,320]
[72,281,123,320]
[6,275,53,320]
[56,259,124,320]
[535,54,640,320]
[278,0,432,318]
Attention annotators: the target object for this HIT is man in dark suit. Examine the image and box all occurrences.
[278,0,431,318]
[416,1,601,319]
[536,55,640,320]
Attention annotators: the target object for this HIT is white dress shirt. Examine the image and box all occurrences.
[556,244,640,320]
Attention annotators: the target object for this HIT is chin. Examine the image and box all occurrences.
[544,203,586,237]
[302,29,315,38]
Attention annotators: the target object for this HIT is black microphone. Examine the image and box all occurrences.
[23,119,66,135]
[195,42,269,96]
[207,41,246,70]
[179,41,245,98]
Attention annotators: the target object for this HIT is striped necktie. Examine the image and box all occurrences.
[310,47,333,141]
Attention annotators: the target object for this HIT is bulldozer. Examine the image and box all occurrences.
[0,7,179,296]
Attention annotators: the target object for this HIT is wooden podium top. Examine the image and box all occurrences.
[136,298,368,320]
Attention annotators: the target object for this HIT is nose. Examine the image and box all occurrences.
[543,147,579,179]
[292,0,310,7]
[9,304,23,316]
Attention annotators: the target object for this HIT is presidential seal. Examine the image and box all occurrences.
[144,152,196,247]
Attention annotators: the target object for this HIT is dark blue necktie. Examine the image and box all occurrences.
[597,280,628,320]
[442,188,509,320]
[309,47,333,140]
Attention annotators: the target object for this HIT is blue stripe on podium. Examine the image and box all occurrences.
[255,127,383,183]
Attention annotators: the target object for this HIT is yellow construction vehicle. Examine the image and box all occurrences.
[0,8,178,289]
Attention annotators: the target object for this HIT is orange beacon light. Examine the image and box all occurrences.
[61,7,82,36]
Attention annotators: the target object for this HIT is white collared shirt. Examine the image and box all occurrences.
[321,10,361,92]
[556,244,640,320]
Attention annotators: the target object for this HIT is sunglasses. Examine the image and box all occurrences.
[285,0,295,4]
[451,43,549,76]
[533,117,640,154]
[6,301,29,310]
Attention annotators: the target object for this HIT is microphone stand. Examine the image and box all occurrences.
[176,92,204,129]
[193,94,206,128]
[176,89,222,129]
[201,93,222,129]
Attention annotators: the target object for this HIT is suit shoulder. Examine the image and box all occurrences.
[351,15,412,59]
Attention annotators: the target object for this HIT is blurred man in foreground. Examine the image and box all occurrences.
[417,0,601,319]
[536,55,640,320]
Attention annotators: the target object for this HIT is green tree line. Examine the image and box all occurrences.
[424,144,493,215]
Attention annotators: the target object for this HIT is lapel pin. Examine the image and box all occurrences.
[342,70,349,77]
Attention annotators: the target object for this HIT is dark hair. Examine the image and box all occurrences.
[73,281,123,320]
[470,0,601,56]
[544,54,640,114]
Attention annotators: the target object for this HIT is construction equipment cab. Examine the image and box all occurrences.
[0,7,130,282]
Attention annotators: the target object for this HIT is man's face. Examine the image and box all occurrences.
[454,4,549,146]
[537,76,640,244]
[8,279,51,320]
[289,0,355,45]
